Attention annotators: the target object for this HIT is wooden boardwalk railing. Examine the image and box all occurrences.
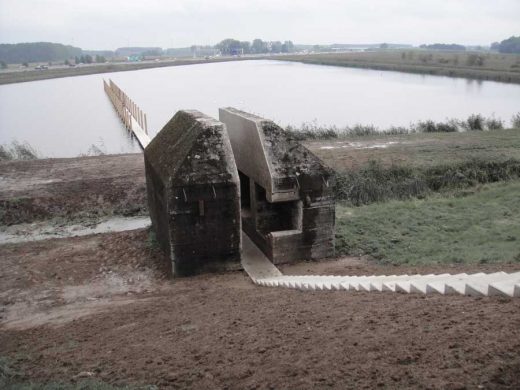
[103,79,151,148]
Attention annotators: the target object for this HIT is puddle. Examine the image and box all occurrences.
[319,141,401,150]
[0,216,151,244]
[62,270,155,303]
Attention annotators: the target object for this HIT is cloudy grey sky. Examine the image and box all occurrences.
[0,0,519,49]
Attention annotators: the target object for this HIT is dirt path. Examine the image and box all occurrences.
[1,230,519,389]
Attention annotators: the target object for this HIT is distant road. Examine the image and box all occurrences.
[0,56,262,85]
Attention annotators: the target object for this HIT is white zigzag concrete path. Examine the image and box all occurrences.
[241,233,520,298]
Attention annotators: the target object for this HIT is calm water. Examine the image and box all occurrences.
[1,60,519,157]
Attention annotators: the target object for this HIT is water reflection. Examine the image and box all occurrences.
[1,60,519,157]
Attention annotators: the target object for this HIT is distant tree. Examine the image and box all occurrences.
[512,112,520,129]
[420,43,466,51]
[141,48,163,56]
[281,40,294,53]
[214,38,294,55]
[74,56,80,64]
[251,39,267,54]
[490,42,500,52]
[22,62,29,67]
[0,42,82,64]
[215,39,242,55]
[84,55,93,64]
[240,41,251,54]
[64,59,70,65]
[95,55,106,63]
[380,43,389,49]
[496,36,520,54]
[270,41,282,53]
[0,61,7,69]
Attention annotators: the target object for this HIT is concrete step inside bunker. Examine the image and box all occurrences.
[144,108,335,276]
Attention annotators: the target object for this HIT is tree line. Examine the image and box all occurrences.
[69,55,106,65]
[0,42,82,64]
[2,36,518,66]
[215,39,294,55]
[419,43,466,51]
[491,36,520,54]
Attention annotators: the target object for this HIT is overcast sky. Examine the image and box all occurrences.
[0,0,519,49]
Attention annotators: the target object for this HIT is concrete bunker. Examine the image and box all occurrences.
[144,110,241,276]
[220,107,336,264]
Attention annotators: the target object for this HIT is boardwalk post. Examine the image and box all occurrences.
[103,79,151,148]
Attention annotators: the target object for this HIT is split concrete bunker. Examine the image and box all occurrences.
[219,108,335,264]
[144,108,335,276]
[144,110,241,276]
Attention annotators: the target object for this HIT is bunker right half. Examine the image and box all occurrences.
[220,107,336,264]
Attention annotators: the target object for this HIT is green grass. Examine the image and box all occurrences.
[306,128,520,171]
[279,50,520,84]
[335,180,520,265]
[303,128,520,205]
[0,141,39,161]
[334,158,520,205]
[286,113,517,140]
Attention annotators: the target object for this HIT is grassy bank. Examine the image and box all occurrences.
[278,50,520,84]
[306,128,520,170]
[327,128,520,265]
[335,180,520,265]
[304,128,520,205]
[287,113,520,140]
[334,158,520,205]
[0,56,254,85]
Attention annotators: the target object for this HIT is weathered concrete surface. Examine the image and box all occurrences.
[219,107,335,264]
[255,271,520,297]
[241,232,282,281]
[144,110,241,276]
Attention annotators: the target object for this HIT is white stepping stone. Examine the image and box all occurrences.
[409,274,453,294]
[426,273,472,295]
[382,274,425,292]
[348,275,375,291]
[445,272,504,296]
[370,275,417,292]
[255,270,520,300]
[395,274,436,293]
[486,273,520,297]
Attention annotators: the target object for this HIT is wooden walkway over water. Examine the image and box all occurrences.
[103,79,152,148]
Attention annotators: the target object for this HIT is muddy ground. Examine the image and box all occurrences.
[1,155,520,389]
[3,131,518,225]
[1,229,520,389]
[0,154,147,225]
